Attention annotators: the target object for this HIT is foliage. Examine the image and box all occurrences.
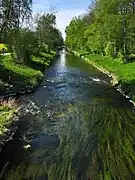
[117,51,124,61]
[35,13,63,54]
[65,0,135,101]
[65,0,135,62]
[1,2,63,63]
[0,55,41,77]
[0,55,43,86]
[65,17,87,50]
[0,0,32,39]
[5,29,38,63]
[0,106,15,135]
[0,2,63,87]
[0,43,8,53]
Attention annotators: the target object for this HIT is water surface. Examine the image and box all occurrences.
[4,50,135,180]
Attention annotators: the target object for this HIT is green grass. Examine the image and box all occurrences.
[32,56,50,66]
[0,50,55,88]
[0,50,56,89]
[31,51,56,71]
[38,51,54,60]
[85,54,135,82]
[1,55,42,77]
[0,55,43,86]
[0,106,15,135]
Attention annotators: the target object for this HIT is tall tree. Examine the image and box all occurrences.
[0,0,32,38]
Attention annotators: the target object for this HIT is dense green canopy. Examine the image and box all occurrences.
[65,0,135,62]
[0,1,63,63]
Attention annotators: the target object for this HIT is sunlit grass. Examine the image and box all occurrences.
[38,51,55,60]
[1,55,42,77]
[0,50,55,91]
[32,56,50,66]
[0,55,43,86]
[85,54,135,82]
[32,51,56,66]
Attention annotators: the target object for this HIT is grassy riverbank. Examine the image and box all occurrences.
[74,51,135,101]
[0,51,56,95]
[0,51,55,137]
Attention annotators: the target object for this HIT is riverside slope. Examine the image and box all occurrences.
[72,50,135,106]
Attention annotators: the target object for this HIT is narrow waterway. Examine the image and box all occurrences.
[3,50,135,180]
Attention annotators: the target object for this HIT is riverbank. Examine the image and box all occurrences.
[0,51,56,99]
[0,51,56,141]
[72,51,135,106]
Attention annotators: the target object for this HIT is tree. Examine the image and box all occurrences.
[0,1,63,63]
[65,17,88,50]
[0,0,32,38]
[65,0,135,62]
[0,0,33,62]
[35,13,63,54]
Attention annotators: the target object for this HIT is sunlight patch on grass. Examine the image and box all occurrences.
[85,54,135,82]
[1,55,42,77]
[32,56,50,66]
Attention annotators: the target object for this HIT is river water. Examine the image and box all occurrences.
[3,50,135,179]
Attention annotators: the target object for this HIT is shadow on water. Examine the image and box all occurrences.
[2,50,135,180]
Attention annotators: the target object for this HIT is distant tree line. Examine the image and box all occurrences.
[65,0,135,62]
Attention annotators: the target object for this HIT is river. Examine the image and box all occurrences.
[2,50,135,180]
